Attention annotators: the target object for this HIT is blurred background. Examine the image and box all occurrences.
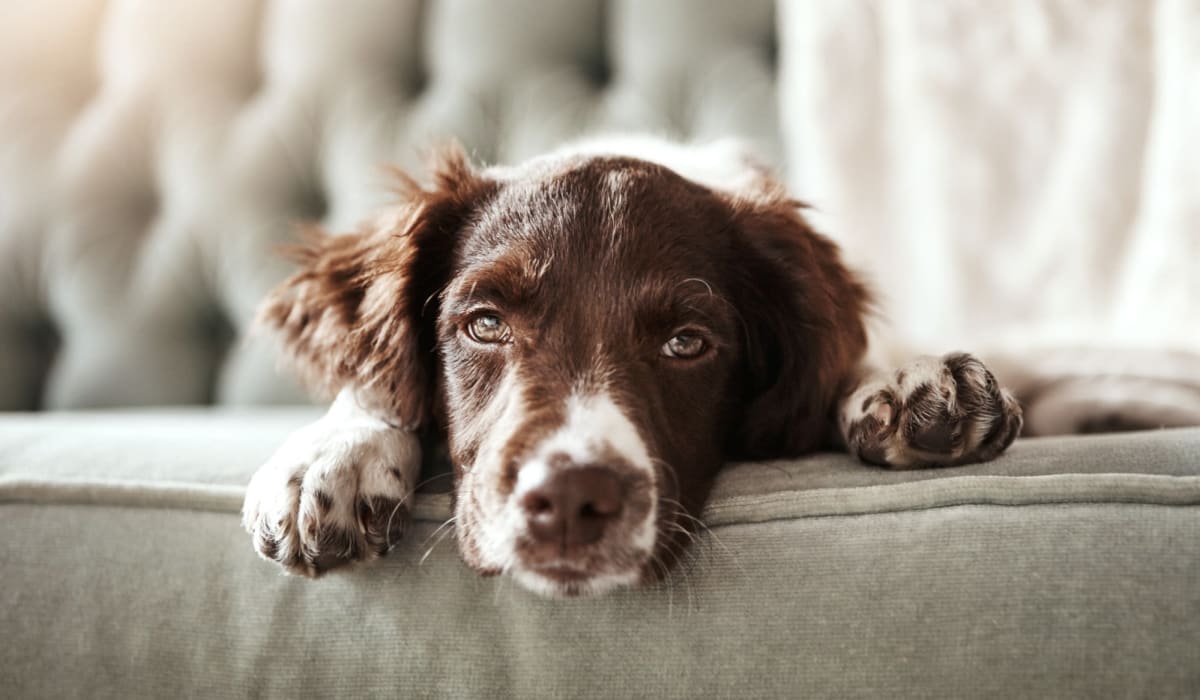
[0,0,1196,413]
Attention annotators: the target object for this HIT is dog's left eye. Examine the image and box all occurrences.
[466,313,511,344]
[661,332,708,359]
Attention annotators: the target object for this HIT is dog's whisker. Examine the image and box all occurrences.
[650,458,682,503]
[244,136,1002,601]
[418,532,454,567]
[420,289,441,319]
[418,516,457,567]
[669,509,746,578]
[410,471,454,492]
[657,496,738,577]
[678,276,715,297]
[492,571,506,606]
[654,530,697,616]
[383,495,412,550]
[420,515,457,549]
[647,539,675,618]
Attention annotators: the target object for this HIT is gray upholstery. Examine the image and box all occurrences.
[2,413,1199,698]
[0,0,778,411]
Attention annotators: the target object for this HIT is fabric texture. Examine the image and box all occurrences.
[0,0,778,411]
[781,0,1199,354]
[2,412,1200,698]
[779,0,1200,431]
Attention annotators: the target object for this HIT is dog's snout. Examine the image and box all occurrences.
[520,466,624,546]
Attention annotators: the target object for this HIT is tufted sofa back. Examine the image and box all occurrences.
[0,0,781,410]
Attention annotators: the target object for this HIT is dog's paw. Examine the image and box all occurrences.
[242,412,420,577]
[842,353,1023,469]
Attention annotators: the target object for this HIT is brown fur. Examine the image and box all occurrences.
[257,143,872,583]
[724,191,871,458]
[257,147,497,429]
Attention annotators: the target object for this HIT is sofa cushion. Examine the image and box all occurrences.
[2,413,1199,697]
[0,0,780,411]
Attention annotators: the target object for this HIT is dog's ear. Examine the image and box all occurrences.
[727,189,871,458]
[258,143,494,429]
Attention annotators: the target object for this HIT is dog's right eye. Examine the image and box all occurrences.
[466,313,511,344]
[661,332,709,360]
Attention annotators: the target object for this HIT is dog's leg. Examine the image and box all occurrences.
[837,353,1023,468]
[242,387,421,576]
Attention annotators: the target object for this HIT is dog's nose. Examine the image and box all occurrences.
[520,466,624,546]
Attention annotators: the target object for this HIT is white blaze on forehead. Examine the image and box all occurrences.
[483,135,771,210]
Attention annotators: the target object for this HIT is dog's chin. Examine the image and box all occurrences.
[510,564,643,599]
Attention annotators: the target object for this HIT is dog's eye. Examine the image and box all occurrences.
[466,313,511,344]
[661,333,708,359]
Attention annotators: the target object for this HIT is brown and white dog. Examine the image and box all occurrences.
[242,137,1023,597]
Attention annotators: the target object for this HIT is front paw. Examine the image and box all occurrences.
[242,414,420,576]
[845,353,1023,468]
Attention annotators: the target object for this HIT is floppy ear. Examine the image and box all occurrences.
[257,144,494,429]
[727,190,872,458]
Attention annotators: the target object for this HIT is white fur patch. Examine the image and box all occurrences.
[510,567,641,599]
[533,392,653,474]
[468,389,658,597]
[518,392,656,595]
[486,134,771,202]
[466,369,526,475]
[459,369,530,572]
[242,387,421,573]
[839,354,1019,469]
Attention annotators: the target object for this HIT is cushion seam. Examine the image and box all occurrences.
[3,475,1198,526]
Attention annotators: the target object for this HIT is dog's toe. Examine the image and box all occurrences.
[846,352,1022,469]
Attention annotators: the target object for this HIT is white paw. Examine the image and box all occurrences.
[843,353,1023,469]
[242,401,420,576]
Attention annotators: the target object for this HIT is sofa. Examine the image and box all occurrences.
[2,1,1198,698]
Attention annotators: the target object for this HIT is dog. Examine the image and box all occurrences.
[242,136,1023,597]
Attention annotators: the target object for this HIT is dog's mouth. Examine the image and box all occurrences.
[450,387,681,597]
[511,559,646,598]
[533,564,591,583]
[508,524,659,597]
[457,486,691,597]
[506,501,660,597]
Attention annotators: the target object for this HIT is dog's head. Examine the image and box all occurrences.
[262,143,868,596]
